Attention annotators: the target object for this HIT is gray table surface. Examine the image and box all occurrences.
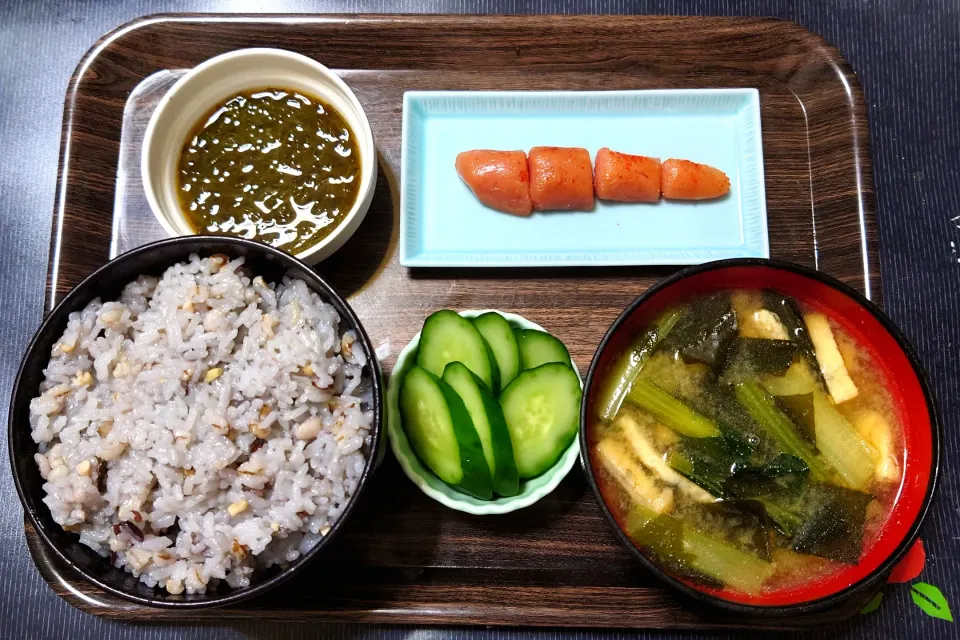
[3,1,958,638]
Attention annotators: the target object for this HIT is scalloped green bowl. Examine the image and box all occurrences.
[387,310,582,514]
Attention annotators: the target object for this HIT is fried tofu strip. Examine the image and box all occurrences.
[618,414,715,504]
[596,437,674,514]
[805,313,859,403]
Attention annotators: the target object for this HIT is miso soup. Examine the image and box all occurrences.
[589,289,903,596]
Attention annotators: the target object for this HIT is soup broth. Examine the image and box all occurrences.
[590,289,904,596]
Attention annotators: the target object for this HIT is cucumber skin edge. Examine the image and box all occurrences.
[481,336,502,395]
[444,361,520,498]
[473,313,520,391]
[430,371,495,500]
[467,365,521,497]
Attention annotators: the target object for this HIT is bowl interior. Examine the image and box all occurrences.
[141,49,377,262]
[387,310,582,515]
[583,262,938,608]
[10,236,383,607]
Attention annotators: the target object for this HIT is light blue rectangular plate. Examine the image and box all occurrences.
[400,89,767,267]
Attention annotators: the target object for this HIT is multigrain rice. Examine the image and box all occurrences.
[30,254,372,594]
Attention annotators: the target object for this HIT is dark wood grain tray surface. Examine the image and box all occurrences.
[34,13,879,628]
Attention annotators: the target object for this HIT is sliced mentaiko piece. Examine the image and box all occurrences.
[593,147,661,203]
[455,150,532,216]
[528,146,595,211]
[661,159,730,200]
[595,436,674,514]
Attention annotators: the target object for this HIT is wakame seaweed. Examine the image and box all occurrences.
[668,434,752,498]
[776,393,816,443]
[683,501,773,561]
[668,450,728,498]
[723,456,811,536]
[626,503,725,589]
[761,290,824,384]
[690,384,765,458]
[663,294,739,371]
[753,453,810,477]
[790,484,873,564]
[627,506,690,571]
[735,381,832,482]
[719,338,797,386]
[627,504,773,593]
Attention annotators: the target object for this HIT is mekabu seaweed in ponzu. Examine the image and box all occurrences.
[589,288,904,596]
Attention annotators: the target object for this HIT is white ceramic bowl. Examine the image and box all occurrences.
[387,310,583,515]
[141,48,377,265]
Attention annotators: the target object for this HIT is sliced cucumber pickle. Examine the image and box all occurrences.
[443,361,520,497]
[473,312,522,390]
[400,365,493,499]
[515,328,572,371]
[418,310,499,392]
[499,362,581,478]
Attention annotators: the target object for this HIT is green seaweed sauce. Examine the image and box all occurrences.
[177,88,361,254]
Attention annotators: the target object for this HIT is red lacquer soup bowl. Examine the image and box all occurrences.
[579,259,941,614]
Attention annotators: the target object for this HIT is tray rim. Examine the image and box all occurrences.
[37,12,881,628]
[25,519,875,628]
[48,12,880,309]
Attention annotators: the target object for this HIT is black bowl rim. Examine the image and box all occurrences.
[578,257,942,616]
[9,235,385,609]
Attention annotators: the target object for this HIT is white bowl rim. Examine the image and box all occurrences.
[140,47,377,264]
[386,309,583,515]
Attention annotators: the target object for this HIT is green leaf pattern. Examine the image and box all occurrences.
[910,582,954,622]
[860,592,883,615]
